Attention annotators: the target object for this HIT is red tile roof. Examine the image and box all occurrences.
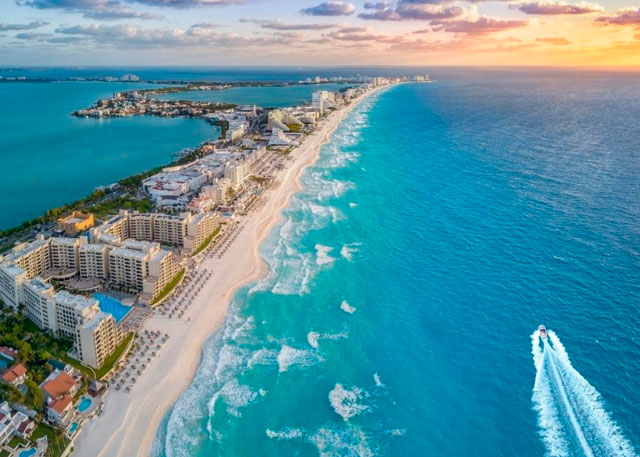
[0,347,17,360]
[49,395,72,414]
[43,372,75,398]
[1,364,26,384]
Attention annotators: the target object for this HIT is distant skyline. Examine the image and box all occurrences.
[1,0,639,66]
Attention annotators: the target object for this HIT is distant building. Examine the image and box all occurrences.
[57,211,95,236]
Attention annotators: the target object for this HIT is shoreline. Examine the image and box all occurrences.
[72,83,390,457]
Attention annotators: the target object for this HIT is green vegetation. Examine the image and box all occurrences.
[286,123,302,132]
[248,175,269,185]
[30,423,69,457]
[1,449,10,457]
[89,196,153,219]
[62,333,133,380]
[0,310,73,409]
[192,226,221,256]
[151,269,185,306]
[8,435,27,448]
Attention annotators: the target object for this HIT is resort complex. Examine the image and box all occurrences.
[0,74,406,457]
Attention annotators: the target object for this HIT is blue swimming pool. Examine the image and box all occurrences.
[93,293,131,322]
[19,448,36,457]
[77,397,91,413]
[69,422,78,434]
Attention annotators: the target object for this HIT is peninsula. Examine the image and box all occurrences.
[0,74,430,457]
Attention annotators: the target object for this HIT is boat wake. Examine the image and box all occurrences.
[531,328,637,457]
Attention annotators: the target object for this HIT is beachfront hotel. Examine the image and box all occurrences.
[79,243,111,280]
[18,279,122,368]
[108,240,181,303]
[91,210,219,255]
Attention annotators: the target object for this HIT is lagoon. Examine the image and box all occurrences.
[157,83,351,107]
[0,81,216,230]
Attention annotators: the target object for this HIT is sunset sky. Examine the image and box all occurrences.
[1,0,639,66]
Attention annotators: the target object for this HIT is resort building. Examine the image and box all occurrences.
[0,264,28,309]
[1,236,52,279]
[22,277,56,330]
[76,311,121,369]
[90,210,219,255]
[90,212,130,246]
[50,236,87,278]
[52,291,102,339]
[79,243,111,280]
[184,213,218,254]
[224,159,250,189]
[267,109,304,131]
[57,211,95,236]
[203,178,231,206]
[129,212,155,241]
[109,240,180,303]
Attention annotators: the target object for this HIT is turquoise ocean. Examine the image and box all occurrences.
[152,71,640,457]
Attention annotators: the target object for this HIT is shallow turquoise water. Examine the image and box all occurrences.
[0,81,216,229]
[153,71,640,457]
[158,83,352,107]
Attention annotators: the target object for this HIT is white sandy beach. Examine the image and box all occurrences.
[72,85,386,457]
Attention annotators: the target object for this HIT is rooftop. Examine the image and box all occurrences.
[42,371,76,399]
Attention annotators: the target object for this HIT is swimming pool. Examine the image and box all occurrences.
[93,293,131,322]
[69,422,78,434]
[19,448,36,457]
[77,397,91,413]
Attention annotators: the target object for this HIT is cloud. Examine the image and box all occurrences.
[324,25,384,40]
[363,1,390,8]
[240,18,337,30]
[84,9,163,19]
[536,36,572,44]
[53,23,304,48]
[512,1,603,15]
[431,16,528,35]
[15,31,52,40]
[300,1,355,16]
[0,20,49,31]
[595,7,640,27]
[18,0,165,20]
[359,0,464,20]
[128,0,247,6]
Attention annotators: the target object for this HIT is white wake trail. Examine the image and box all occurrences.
[531,329,637,457]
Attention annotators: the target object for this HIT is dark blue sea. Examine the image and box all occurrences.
[147,70,640,457]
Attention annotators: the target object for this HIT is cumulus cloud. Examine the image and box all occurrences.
[15,31,52,40]
[18,0,164,20]
[536,36,572,44]
[431,16,528,35]
[53,23,304,48]
[359,0,464,20]
[512,0,603,15]
[240,18,337,30]
[324,25,385,40]
[595,7,640,27]
[0,20,49,31]
[363,1,390,8]
[300,1,355,16]
[128,0,247,6]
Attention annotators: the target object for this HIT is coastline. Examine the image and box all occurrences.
[72,83,389,457]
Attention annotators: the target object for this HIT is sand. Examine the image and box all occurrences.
[72,85,386,457]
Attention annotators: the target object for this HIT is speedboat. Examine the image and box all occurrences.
[538,325,548,340]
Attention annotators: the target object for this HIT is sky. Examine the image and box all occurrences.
[1,0,639,66]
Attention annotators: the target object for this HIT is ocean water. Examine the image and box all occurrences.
[158,83,353,108]
[147,70,640,457]
[0,81,216,229]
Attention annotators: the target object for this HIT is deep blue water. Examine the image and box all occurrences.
[153,71,640,457]
[0,81,216,229]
